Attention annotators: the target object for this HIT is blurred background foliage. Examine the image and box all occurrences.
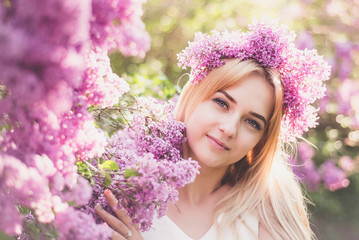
[109,0,359,239]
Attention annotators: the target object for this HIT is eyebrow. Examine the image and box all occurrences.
[217,89,267,127]
[250,112,267,127]
[218,89,237,104]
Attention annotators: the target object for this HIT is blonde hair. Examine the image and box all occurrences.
[174,59,315,240]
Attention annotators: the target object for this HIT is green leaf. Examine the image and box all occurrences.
[124,169,137,179]
[76,161,93,180]
[104,172,113,188]
[67,201,80,208]
[100,160,119,171]
[18,205,31,215]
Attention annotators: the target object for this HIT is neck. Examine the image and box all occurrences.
[178,162,229,205]
[178,142,231,205]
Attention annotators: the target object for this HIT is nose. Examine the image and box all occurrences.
[218,116,238,138]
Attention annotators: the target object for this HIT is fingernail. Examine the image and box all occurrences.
[95,203,103,211]
[104,189,112,196]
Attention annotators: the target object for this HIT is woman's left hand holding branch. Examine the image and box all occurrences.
[95,189,144,240]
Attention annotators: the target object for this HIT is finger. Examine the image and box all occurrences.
[112,231,126,240]
[111,231,127,240]
[102,223,127,240]
[104,189,134,227]
[95,204,130,236]
[104,211,140,232]
[134,224,140,232]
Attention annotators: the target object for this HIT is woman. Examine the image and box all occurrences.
[95,21,330,240]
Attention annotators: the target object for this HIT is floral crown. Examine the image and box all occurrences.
[177,20,331,142]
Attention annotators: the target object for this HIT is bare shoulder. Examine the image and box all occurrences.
[258,221,275,240]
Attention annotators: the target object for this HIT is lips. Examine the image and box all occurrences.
[207,135,230,151]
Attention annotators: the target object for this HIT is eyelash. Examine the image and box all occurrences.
[213,97,262,131]
[213,98,229,109]
[246,119,262,130]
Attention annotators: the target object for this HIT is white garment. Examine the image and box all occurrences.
[142,212,258,240]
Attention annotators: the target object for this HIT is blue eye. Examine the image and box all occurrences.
[213,98,229,109]
[246,119,262,130]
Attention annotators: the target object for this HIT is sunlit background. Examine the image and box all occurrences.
[109,0,359,239]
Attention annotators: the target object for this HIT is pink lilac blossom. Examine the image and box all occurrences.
[291,142,321,191]
[58,102,107,162]
[336,78,359,116]
[55,206,111,240]
[79,46,130,108]
[293,142,352,191]
[295,31,315,50]
[130,97,187,161]
[0,0,149,238]
[82,98,200,232]
[320,160,350,191]
[61,176,93,206]
[90,0,151,57]
[0,154,53,235]
[177,20,331,142]
[335,42,354,80]
[339,155,355,173]
[111,154,198,231]
[318,94,330,114]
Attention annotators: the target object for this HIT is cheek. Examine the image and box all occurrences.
[184,105,207,137]
[230,146,249,163]
[231,135,261,162]
[185,115,203,146]
[184,106,211,156]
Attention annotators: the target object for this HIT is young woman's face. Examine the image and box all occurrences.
[185,74,274,171]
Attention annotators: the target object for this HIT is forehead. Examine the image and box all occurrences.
[221,75,274,119]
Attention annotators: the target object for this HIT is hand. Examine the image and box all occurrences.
[95,189,144,240]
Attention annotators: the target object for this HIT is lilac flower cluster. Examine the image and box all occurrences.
[0,0,150,238]
[177,20,331,142]
[79,46,130,108]
[320,160,350,192]
[296,31,315,50]
[291,142,321,190]
[0,155,53,235]
[292,142,351,192]
[82,97,200,232]
[334,42,359,81]
[130,97,186,161]
[335,79,359,128]
[91,0,151,57]
[55,206,110,240]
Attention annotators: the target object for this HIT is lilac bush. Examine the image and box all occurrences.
[0,0,150,238]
